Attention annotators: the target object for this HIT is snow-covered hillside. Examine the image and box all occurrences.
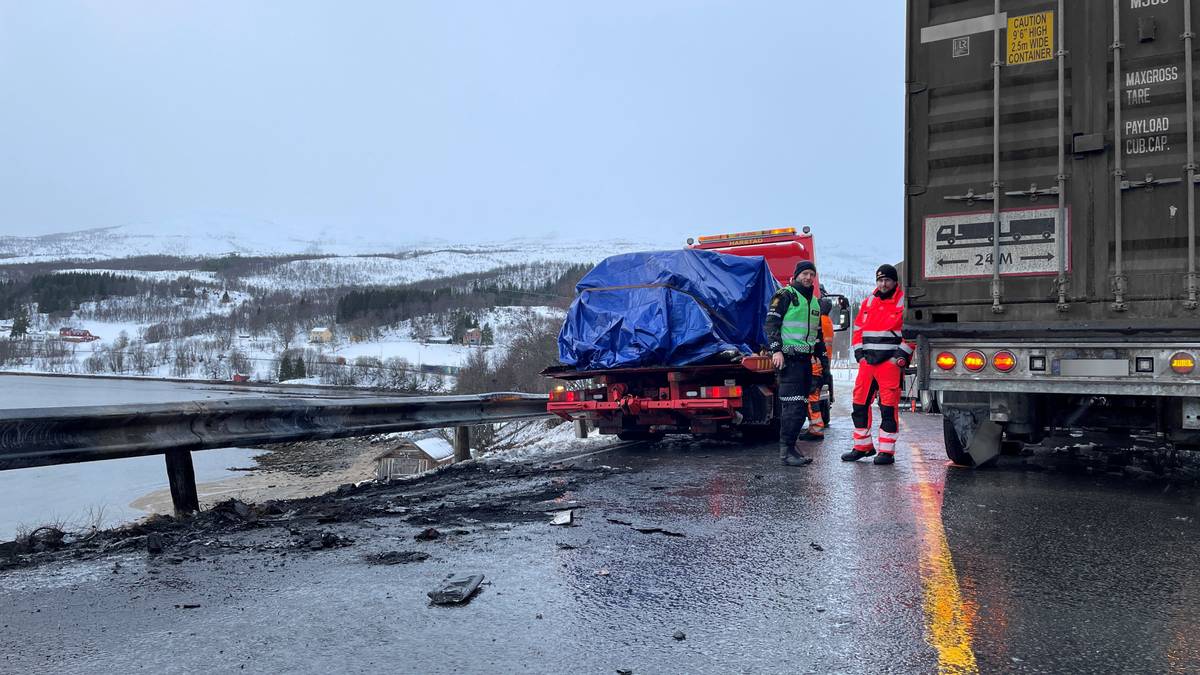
[1,224,887,291]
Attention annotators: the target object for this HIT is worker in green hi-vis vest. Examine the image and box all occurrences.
[764,260,827,466]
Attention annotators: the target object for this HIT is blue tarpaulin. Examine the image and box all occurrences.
[557,249,780,370]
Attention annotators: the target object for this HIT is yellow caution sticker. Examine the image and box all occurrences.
[1007,11,1054,65]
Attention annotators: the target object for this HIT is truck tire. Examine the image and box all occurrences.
[919,389,938,414]
[943,416,974,466]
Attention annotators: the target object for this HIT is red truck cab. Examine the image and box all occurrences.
[688,226,816,288]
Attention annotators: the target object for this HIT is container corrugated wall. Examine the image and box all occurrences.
[906,0,1200,327]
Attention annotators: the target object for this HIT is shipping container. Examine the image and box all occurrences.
[906,0,1200,464]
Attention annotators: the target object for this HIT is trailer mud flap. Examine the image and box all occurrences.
[943,406,1002,466]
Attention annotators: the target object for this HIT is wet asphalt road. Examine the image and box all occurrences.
[2,405,1199,674]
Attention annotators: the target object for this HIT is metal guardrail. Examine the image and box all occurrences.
[0,392,550,515]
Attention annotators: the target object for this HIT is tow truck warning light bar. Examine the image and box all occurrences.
[693,227,804,246]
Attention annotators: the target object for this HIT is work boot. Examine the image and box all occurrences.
[801,419,825,441]
[840,448,876,462]
[780,444,813,467]
[873,452,895,465]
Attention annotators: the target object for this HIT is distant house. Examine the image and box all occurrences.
[308,327,334,344]
[462,328,483,346]
[426,335,453,345]
[374,437,457,480]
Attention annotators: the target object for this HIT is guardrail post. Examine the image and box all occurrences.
[164,450,200,516]
[453,426,471,462]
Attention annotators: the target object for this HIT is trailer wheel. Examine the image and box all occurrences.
[943,416,974,466]
[918,390,938,414]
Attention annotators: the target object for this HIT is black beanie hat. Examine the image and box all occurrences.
[794,260,817,277]
[876,264,899,282]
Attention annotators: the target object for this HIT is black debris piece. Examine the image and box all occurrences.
[673,631,686,641]
[415,528,442,541]
[367,551,430,565]
[297,532,353,551]
[809,542,824,552]
[211,499,258,525]
[632,526,685,538]
[428,573,485,605]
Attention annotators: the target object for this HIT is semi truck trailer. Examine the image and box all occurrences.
[906,0,1200,464]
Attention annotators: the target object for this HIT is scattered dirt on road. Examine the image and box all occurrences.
[0,457,628,573]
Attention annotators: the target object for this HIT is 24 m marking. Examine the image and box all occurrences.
[973,252,1012,267]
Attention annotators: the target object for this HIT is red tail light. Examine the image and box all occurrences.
[700,385,743,398]
[962,351,986,372]
[549,388,580,402]
[935,352,957,370]
[992,351,1017,373]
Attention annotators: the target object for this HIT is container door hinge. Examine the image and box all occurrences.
[1121,173,1183,190]
[943,188,995,204]
[1004,183,1061,201]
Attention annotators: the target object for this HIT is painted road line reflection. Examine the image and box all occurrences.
[906,428,980,674]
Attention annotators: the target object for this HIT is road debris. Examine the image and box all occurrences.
[673,630,686,641]
[366,551,430,565]
[211,499,258,525]
[632,526,684,538]
[146,534,165,555]
[550,510,574,526]
[296,532,353,550]
[809,542,824,552]
[415,528,442,541]
[428,573,484,605]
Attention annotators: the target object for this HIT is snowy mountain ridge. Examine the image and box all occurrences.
[2,223,888,291]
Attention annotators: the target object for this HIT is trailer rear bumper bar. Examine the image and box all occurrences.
[548,397,741,419]
[922,340,1200,397]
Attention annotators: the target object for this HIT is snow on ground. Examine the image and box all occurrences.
[329,340,482,369]
[488,419,616,462]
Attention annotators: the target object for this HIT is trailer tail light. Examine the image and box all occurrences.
[1170,352,1196,374]
[741,355,774,372]
[962,351,986,372]
[549,387,580,403]
[992,351,1017,373]
[700,385,743,398]
[935,352,957,370]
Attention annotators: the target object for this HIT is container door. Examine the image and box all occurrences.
[1106,0,1196,314]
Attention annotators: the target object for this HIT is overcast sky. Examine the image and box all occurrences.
[0,2,904,252]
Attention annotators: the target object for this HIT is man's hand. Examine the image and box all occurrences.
[771,352,785,370]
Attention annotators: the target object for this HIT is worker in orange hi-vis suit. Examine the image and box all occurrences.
[801,286,835,440]
[841,264,914,466]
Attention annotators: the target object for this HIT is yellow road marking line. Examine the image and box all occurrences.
[905,420,980,674]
